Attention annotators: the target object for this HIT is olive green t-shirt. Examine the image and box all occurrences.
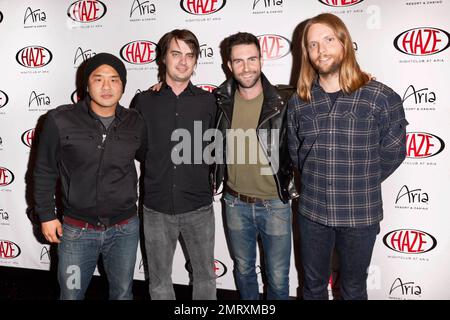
[226,91,278,199]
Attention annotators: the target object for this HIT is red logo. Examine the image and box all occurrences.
[394,27,450,56]
[0,240,21,259]
[67,0,107,23]
[318,0,364,6]
[21,128,35,148]
[383,229,437,254]
[196,84,217,93]
[0,90,8,108]
[16,46,53,68]
[257,34,291,61]
[0,167,15,186]
[120,40,157,64]
[213,259,227,278]
[406,132,445,159]
[180,0,226,15]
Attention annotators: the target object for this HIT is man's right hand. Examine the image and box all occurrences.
[41,219,63,243]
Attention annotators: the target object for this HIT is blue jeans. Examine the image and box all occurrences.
[223,193,292,300]
[143,204,216,300]
[298,214,379,300]
[57,215,139,300]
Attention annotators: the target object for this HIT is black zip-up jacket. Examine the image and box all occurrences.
[214,73,298,203]
[34,98,147,226]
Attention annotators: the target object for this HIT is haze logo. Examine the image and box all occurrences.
[196,84,217,93]
[74,47,96,67]
[16,46,53,68]
[40,246,51,261]
[130,0,156,18]
[318,0,364,6]
[180,0,226,15]
[0,167,15,187]
[120,40,157,64]
[23,7,46,25]
[67,0,107,23]
[0,240,21,259]
[383,229,437,254]
[185,259,227,278]
[0,209,9,222]
[21,129,35,148]
[253,0,283,10]
[403,85,436,105]
[394,27,450,56]
[389,278,422,299]
[395,185,428,205]
[406,132,445,159]
[257,34,291,61]
[29,91,51,109]
[71,90,81,104]
[0,90,9,109]
[213,259,227,278]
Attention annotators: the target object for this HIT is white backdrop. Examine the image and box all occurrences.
[0,0,449,300]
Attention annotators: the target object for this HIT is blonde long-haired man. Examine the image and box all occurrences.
[287,13,408,300]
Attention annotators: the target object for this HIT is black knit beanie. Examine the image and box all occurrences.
[84,53,127,92]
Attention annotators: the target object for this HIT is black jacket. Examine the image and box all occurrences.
[34,98,147,226]
[213,73,298,203]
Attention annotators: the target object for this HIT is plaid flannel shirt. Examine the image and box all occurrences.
[287,80,408,227]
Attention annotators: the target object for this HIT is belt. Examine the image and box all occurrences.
[226,187,266,204]
[64,216,132,231]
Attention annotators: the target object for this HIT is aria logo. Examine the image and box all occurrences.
[252,0,283,10]
[74,47,96,67]
[40,246,51,261]
[16,46,53,68]
[199,44,214,59]
[130,0,156,18]
[0,167,15,187]
[257,34,291,61]
[0,90,9,109]
[394,27,450,56]
[0,209,9,222]
[29,91,51,108]
[71,90,81,104]
[402,85,436,105]
[21,129,35,148]
[318,0,364,6]
[196,84,217,93]
[185,259,227,278]
[180,0,226,15]
[395,185,428,205]
[120,40,157,64]
[0,11,3,23]
[67,0,107,23]
[0,240,21,259]
[24,7,46,25]
[406,132,445,159]
[389,278,422,298]
[383,229,437,254]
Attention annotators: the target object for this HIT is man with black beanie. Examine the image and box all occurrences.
[34,52,147,300]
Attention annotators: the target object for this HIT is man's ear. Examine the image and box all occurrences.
[227,60,232,72]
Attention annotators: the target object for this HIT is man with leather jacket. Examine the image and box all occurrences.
[213,32,298,300]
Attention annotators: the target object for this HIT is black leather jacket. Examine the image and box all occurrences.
[213,73,298,203]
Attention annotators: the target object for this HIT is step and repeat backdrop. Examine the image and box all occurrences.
[0,0,449,300]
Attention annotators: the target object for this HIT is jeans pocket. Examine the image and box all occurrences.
[117,216,139,235]
[62,224,85,241]
[223,194,237,208]
[266,201,292,223]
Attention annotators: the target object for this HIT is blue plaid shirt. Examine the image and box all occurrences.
[287,80,408,227]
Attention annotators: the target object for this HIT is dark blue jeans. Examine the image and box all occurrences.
[224,193,292,300]
[298,214,379,300]
[57,215,139,300]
